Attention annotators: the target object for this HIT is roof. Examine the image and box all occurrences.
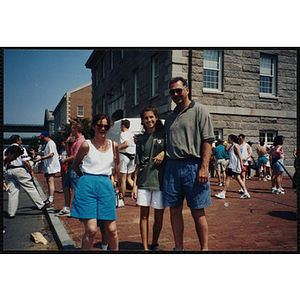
[53,82,92,115]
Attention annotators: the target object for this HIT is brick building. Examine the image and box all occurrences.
[53,82,92,133]
[85,49,297,173]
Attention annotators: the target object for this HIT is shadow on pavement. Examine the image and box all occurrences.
[267,211,297,221]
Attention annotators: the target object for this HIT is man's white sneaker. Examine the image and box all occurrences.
[215,191,226,199]
[217,182,223,186]
[240,192,250,199]
[56,207,71,217]
[276,189,285,195]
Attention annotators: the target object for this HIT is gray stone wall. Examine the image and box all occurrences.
[188,49,297,172]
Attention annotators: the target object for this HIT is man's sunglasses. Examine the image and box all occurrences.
[96,124,109,130]
[169,88,184,96]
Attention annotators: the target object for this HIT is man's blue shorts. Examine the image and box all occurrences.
[258,156,268,165]
[163,159,212,209]
[63,164,82,190]
[71,174,117,220]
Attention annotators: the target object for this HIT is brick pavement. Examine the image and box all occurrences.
[34,170,298,252]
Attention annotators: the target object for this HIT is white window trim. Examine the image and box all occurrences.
[203,50,223,92]
[259,54,277,96]
[259,131,277,146]
[77,106,84,117]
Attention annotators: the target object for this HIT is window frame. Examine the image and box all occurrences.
[110,51,114,72]
[214,129,223,142]
[259,131,277,146]
[151,55,159,97]
[259,54,277,96]
[77,106,84,117]
[102,96,106,114]
[203,50,223,92]
[102,60,105,79]
[134,70,139,106]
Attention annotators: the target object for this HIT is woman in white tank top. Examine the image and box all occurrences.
[215,135,250,199]
[71,114,120,250]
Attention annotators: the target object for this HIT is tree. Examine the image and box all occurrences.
[28,136,40,152]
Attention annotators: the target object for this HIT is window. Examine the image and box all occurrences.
[203,50,222,91]
[94,65,99,87]
[102,96,106,114]
[121,80,125,93]
[214,129,222,142]
[110,52,114,71]
[102,60,105,79]
[260,55,277,95]
[77,106,84,117]
[259,131,276,146]
[134,71,139,106]
[151,55,159,97]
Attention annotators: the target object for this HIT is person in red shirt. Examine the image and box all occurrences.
[56,123,86,217]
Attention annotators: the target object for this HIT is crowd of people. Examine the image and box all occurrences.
[3,76,296,251]
[212,134,291,199]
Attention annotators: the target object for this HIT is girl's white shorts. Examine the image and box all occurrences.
[136,189,165,209]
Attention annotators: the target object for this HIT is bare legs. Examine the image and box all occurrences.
[140,206,164,250]
[170,205,208,251]
[82,219,118,250]
[120,173,134,200]
[46,175,55,198]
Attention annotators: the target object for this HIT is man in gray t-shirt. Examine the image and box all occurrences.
[163,77,215,251]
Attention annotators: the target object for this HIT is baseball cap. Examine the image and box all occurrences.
[38,131,50,137]
[247,141,253,145]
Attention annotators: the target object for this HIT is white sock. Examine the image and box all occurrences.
[49,196,54,202]
[102,244,108,250]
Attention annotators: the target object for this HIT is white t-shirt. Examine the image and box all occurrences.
[239,143,249,166]
[3,143,30,167]
[119,130,136,155]
[43,140,61,174]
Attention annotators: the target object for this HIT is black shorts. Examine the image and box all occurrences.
[226,168,240,177]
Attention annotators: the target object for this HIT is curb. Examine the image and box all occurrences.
[33,177,78,251]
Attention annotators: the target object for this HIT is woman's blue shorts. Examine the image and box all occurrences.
[273,159,284,172]
[71,174,117,220]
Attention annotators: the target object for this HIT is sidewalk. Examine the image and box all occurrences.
[34,170,298,252]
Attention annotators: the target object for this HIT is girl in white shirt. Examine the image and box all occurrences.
[215,135,250,199]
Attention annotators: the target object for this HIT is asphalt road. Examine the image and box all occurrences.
[2,185,59,252]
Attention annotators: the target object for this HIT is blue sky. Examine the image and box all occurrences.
[4,49,93,137]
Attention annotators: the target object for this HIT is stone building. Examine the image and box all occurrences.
[53,82,92,134]
[85,49,297,173]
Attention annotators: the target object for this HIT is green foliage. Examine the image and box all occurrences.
[28,136,40,151]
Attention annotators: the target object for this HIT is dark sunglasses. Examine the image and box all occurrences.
[96,124,109,130]
[169,88,184,96]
